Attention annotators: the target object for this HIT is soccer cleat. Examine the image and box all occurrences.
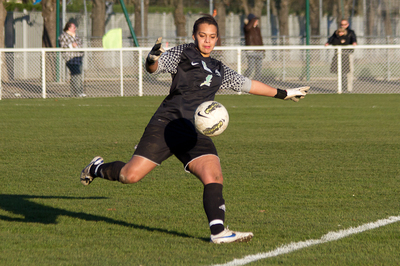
[80,156,103,186]
[210,228,253,244]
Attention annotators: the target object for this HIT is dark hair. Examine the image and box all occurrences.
[247,13,257,21]
[63,21,75,32]
[192,15,219,37]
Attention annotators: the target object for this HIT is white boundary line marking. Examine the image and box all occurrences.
[212,215,400,266]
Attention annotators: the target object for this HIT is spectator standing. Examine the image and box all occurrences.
[325,26,354,92]
[243,13,264,79]
[58,22,85,97]
[325,19,357,46]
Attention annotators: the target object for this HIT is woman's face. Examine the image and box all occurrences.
[69,23,77,34]
[192,23,218,57]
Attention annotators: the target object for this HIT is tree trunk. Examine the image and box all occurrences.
[270,0,279,35]
[252,0,264,19]
[215,0,229,45]
[240,0,249,17]
[92,0,106,47]
[174,0,186,41]
[134,0,149,39]
[381,0,392,37]
[309,0,320,36]
[134,0,141,37]
[0,0,9,82]
[41,0,57,82]
[42,0,57,48]
[240,0,263,19]
[0,0,6,49]
[277,0,289,43]
[144,0,149,38]
[366,0,376,37]
[330,0,338,21]
[336,0,353,25]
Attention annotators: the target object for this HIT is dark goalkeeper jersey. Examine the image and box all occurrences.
[149,43,246,127]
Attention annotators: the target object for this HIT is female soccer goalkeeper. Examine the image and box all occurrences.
[80,15,309,244]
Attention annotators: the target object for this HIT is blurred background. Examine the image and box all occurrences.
[2,0,400,48]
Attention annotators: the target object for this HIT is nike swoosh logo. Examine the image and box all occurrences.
[219,233,236,239]
[197,111,207,118]
[191,62,199,66]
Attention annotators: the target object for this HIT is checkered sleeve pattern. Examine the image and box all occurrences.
[220,63,247,92]
[151,44,246,93]
[58,32,84,64]
[153,44,191,75]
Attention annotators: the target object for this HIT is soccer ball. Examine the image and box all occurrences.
[194,101,229,137]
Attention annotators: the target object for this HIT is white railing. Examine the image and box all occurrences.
[1,45,400,100]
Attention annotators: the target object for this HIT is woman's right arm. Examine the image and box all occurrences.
[145,37,164,73]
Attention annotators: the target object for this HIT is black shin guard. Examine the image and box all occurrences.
[203,183,225,235]
[91,161,126,181]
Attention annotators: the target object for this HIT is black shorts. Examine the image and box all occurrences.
[133,118,218,169]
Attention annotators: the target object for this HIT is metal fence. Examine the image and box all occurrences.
[1,45,400,100]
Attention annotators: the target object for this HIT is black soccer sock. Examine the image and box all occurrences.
[203,183,225,235]
[90,161,126,182]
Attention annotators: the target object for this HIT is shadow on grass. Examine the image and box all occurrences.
[0,194,209,242]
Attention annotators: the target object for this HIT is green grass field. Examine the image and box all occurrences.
[1,94,399,265]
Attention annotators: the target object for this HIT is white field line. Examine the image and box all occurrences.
[212,215,400,266]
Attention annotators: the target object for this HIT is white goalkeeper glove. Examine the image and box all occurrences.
[284,86,310,102]
[146,37,165,65]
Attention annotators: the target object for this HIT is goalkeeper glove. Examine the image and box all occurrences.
[285,86,309,102]
[146,37,165,65]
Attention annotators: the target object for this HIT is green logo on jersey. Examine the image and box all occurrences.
[200,75,213,87]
